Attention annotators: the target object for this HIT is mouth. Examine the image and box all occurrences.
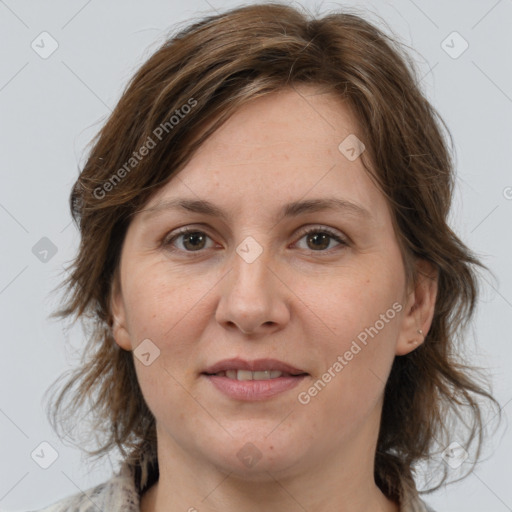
[205,369,303,380]
[201,357,308,379]
[201,358,309,401]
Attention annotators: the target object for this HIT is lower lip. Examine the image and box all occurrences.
[203,374,307,401]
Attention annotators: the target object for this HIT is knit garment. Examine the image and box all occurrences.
[31,453,436,512]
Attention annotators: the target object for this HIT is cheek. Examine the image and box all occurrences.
[300,262,404,342]
[295,262,403,408]
[122,260,215,340]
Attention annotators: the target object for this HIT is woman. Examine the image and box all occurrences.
[37,2,499,511]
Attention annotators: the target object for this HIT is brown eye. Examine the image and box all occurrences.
[306,232,331,251]
[181,231,207,251]
[164,229,214,252]
[294,227,347,252]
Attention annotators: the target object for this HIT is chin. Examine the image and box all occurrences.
[206,434,305,481]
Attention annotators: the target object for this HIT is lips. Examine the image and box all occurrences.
[202,358,308,377]
[202,358,309,401]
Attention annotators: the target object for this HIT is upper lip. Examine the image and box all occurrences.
[202,358,308,376]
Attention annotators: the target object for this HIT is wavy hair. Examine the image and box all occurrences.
[47,2,501,504]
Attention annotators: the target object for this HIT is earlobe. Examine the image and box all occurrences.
[395,259,438,356]
[109,273,132,351]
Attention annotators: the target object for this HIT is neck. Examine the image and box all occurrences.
[140,419,399,512]
[142,464,398,512]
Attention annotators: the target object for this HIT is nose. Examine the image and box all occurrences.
[215,244,290,336]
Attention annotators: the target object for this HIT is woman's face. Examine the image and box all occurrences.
[112,85,433,480]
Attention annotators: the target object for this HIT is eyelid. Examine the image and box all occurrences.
[161,225,218,249]
[161,224,349,254]
[294,224,348,243]
[292,225,349,251]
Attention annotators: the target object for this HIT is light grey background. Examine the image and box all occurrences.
[0,0,511,511]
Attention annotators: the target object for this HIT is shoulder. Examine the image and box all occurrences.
[28,481,111,512]
[27,464,140,512]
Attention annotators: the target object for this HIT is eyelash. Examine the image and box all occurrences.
[162,225,348,255]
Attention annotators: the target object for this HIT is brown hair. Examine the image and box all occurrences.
[48,1,500,504]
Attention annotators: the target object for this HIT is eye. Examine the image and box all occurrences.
[293,226,348,252]
[162,225,348,255]
[163,228,216,252]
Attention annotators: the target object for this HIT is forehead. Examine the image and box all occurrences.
[193,85,359,162]
[139,85,388,225]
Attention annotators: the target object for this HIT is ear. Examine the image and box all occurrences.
[395,259,438,356]
[109,269,132,351]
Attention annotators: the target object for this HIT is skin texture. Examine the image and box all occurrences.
[111,85,437,512]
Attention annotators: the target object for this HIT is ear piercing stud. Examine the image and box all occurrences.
[409,329,424,345]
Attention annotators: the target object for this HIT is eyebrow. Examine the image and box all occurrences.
[138,197,372,223]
